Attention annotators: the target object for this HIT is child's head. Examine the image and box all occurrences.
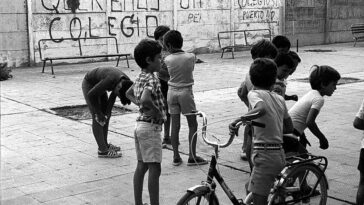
[249,58,277,90]
[163,30,183,51]
[118,77,134,105]
[274,53,295,80]
[154,25,170,44]
[134,39,162,71]
[250,39,278,60]
[288,51,301,75]
[272,35,291,54]
[309,65,341,96]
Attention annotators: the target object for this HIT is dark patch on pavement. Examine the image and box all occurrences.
[50,104,136,120]
[292,77,364,85]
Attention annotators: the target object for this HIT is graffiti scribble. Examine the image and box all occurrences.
[67,0,80,13]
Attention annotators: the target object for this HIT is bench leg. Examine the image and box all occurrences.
[221,49,225,58]
[126,55,130,68]
[42,60,46,73]
[354,39,357,47]
[50,59,54,75]
[232,48,235,59]
[116,56,120,67]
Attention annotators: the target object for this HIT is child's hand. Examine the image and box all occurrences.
[319,137,329,149]
[290,95,298,101]
[229,123,239,136]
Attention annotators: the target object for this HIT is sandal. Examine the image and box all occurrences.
[98,149,122,158]
[108,143,121,151]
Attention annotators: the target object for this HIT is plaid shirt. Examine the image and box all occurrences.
[133,71,167,122]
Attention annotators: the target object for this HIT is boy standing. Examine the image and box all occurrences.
[126,39,166,205]
[154,25,172,148]
[354,99,364,205]
[230,58,293,204]
[288,65,341,150]
[237,39,278,162]
[163,30,207,166]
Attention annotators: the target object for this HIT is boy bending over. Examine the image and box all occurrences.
[230,58,293,204]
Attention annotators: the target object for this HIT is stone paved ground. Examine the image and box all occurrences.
[1,42,364,204]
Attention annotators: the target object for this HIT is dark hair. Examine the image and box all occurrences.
[250,39,278,60]
[272,35,291,50]
[249,58,277,89]
[288,51,301,63]
[134,39,162,69]
[154,25,170,40]
[163,30,183,49]
[309,65,341,90]
[118,78,133,105]
[274,53,295,68]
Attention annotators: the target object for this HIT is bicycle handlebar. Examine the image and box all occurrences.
[188,110,265,148]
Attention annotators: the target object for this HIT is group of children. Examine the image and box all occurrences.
[81,28,364,205]
[230,35,341,204]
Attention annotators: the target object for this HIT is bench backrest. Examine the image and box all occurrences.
[38,37,120,60]
[218,29,272,49]
[351,24,364,36]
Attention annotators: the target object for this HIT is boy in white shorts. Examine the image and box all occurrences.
[126,39,167,205]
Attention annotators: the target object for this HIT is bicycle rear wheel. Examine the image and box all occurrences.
[177,191,219,205]
[268,164,328,205]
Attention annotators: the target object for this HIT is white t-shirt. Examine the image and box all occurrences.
[356,100,364,148]
[248,90,289,144]
[165,51,196,88]
[288,90,324,134]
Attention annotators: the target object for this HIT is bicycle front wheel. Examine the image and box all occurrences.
[177,191,219,205]
[268,164,328,205]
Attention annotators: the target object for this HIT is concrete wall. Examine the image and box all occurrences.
[0,0,29,67]
[2,0,281,67]
[1,0,363,67]
[284,0,364,47]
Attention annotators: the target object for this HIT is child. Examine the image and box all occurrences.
[288,50,301,75]
[353,99,364,205]
[288,65,341,150]
[126,39,167,205]
[82,67,133,158]
[237,39,278,162]
[154,25,172,148]
[272,53,298,101]
[230,58,293,205]
[163,30,207,166]
[272,35,291,54]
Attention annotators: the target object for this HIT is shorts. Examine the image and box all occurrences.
[358,148,364,172]
[248,149,286,196]
[134,121,163,163]
[167,86,196,115]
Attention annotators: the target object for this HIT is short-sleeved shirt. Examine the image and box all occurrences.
[248,90,289,144]
[165,51,196,88]
[272,78,287,97]
[133,72,167,122]
[84,67,128,91]
[288,90,324,134]
[356,99,364,148]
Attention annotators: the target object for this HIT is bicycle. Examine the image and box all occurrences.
[177,111,329,205]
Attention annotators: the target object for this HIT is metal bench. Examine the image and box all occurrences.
[351,24,364,47]
[38,36,131,74]
[217,29,272,59]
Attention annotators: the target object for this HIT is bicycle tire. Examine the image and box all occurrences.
[268,163,328,205]
[177,191,219,205]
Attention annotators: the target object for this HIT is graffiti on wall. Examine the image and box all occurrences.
[236,0,279,23]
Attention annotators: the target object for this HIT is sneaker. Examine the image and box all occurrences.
[173,157,183,166]
[98,150,122,158]
[162,138,171,148]
[108,143,121,151]
[187,156,208,166]
[240,151,248,161]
